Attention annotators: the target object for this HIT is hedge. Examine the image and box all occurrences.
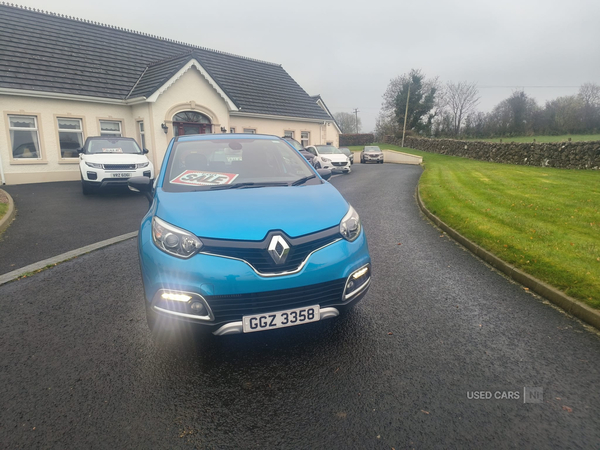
[339,134,375,146]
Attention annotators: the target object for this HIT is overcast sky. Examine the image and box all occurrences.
[14,0,600,131]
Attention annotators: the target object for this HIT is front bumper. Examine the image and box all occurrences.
[81,165,154,186]
[363,155,383,163]
[139,221,371,334]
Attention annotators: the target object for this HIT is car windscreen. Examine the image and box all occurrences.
[316,146,341,154]
[86,139,142,154]
[163,138,317,192]
[365,147,381,152]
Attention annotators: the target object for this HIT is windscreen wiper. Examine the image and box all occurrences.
[205,182,290,191]
[291,175,316,186]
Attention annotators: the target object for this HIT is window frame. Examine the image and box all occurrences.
[243,128,256,134]
[6,112,46,164]
[229,127,236,134]
[137,120,146,150]
[98,119,123,137]
[284,130,295,139]
[55,116,85,161]
[301,131,310,147]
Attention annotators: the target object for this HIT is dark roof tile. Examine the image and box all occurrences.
[0,4,332,120]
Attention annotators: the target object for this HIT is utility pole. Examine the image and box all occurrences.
[401,84,411,148]
[352,108,359,133]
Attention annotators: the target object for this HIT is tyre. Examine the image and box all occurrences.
[81,179,95,195]
[146,301,157,331]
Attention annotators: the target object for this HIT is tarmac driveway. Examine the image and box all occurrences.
[0,181,148,275]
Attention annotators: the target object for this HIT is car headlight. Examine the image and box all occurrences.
[136,162,150,168]
[152,216,203,259]
[322,157,331,162]
[340,205,361,242]
[85,162,103,169]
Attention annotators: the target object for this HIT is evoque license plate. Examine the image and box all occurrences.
[112,173,132,178]
[242,305,320,333]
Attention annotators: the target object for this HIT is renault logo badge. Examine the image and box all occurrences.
[268,235,290,265]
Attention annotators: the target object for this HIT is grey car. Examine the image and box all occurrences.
[360,146,384,164]
[339,147,354,165]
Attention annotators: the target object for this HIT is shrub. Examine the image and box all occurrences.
[339,134,375,146]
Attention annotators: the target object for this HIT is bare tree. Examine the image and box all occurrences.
[578,82,600,107]
[441,81,480,136]
[334,112,362,134]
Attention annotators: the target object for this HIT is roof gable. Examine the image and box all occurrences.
[0,4,332,121]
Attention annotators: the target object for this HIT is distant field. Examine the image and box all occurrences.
[366,143,600,308]
[467,134,600,143]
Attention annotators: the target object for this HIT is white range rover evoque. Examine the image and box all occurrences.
[78,137,154,195]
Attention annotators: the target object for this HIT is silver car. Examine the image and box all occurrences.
[360,146,384,164]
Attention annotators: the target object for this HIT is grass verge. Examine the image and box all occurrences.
[0,202,7,221]
[351,144,600,308]
[466,134,600,143]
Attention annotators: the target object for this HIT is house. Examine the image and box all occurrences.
[0,4,341,185]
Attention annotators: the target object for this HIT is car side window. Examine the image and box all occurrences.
[307,147,317,156]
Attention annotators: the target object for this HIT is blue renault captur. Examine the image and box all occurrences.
[128,134,371,336]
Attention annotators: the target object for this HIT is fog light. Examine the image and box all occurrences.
[352,267,369,279]
[190,301,206,314]
[344,264,371,300]
[161,292,191,302]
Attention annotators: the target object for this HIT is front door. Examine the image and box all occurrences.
[172,111,212,136]
[174,122,212,136]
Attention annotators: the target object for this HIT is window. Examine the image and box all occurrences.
[326,142,333,146]
[230,127,236,133]
[284,130,294,138]
[301,131,310,147]
[243,128,256,134]
[99,120,122,137]
[138,121,146,149]
[57,118,84,158]
[9,115,41,159]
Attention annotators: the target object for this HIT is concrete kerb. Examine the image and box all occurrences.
[0,189,16,235]
[0,231,138,286]
[415,184,600,332]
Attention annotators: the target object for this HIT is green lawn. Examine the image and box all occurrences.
[466,134,600,143]
[352,144,600,308]
[0,202,7,221]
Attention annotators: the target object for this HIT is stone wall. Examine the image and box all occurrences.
[384,136,600,170]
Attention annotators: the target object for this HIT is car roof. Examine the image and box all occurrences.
[85,136,137,141]
[174,133,281,142]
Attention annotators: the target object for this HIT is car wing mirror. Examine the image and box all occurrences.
[128,176,154,208]
[143,148,149,154]
[317,169,332,181]
[76,148,84,154]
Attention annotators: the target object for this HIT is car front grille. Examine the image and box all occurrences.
[332,161,347,166]
[103,164,136,170]
[205,278,347,323]
[200,227,341,275]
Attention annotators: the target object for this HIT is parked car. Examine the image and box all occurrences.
[129,134,371,337]
[305,145,352,173]
[79,137,153,194]
[360,146,384,164]
[281,136,315,164]
[339,147,354,165]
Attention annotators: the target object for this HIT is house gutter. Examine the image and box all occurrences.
[0,88,147,105]
[230,111,333,124]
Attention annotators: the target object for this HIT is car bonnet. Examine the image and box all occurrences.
[154,182,349,240]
